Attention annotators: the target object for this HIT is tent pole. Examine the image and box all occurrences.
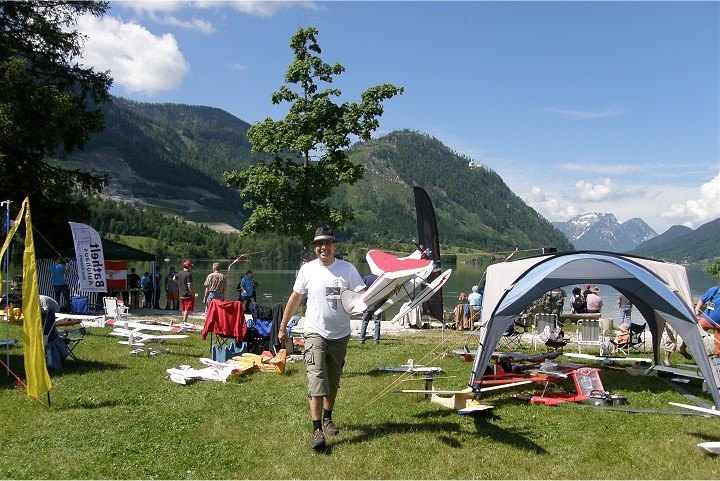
[2,200,10,377]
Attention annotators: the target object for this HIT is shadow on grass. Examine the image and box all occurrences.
[0,353,125,390]
[336,408,546,454]
[691,432,720,443]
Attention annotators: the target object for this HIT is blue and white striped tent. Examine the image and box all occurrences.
[469,251,720,409]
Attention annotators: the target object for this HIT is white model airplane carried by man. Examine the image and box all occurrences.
[341,249,452,324]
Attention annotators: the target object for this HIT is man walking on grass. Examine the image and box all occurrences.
[279,227,364,451]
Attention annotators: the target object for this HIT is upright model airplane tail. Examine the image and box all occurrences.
[413,186,443,321]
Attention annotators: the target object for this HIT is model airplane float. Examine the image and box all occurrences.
[341,249,452,324]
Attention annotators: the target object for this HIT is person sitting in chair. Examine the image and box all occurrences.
[614,323,630,346]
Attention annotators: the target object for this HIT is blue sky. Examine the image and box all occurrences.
[76,1,719,234]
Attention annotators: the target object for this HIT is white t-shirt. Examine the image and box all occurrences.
[293,258,364,339]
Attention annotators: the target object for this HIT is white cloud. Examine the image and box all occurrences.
[661,172,720,228]
[160,15,215,33]
[77,15,190,95]
[542,105,628,119]
[118,0,321,20]
[227,1,322,18]
[525,186,581,222]
[575,178,615,202]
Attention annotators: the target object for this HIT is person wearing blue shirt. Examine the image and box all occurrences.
[48,257,70,312]
[358,274,382,345]
[140,271,152,309]
[696,281,720,358]
[238,270,254,313]
[468,285,483,313]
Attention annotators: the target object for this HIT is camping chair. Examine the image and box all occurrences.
[499,321,525,350]
[201,300,247,361]
[42,310,84,368]
[57,326,86,362]
[577,319,602,353]
[531,313,558,351]
[247,302,283,355]
[611,322,646,355]
[103,296,129,321]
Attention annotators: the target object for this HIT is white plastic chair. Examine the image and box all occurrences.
[103,296,129,321]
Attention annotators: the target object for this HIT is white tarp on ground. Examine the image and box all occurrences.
[469,251,720,409]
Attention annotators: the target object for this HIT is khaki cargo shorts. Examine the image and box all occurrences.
[303,333,350,398]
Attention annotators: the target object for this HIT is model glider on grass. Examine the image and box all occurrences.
[107,320,190,346]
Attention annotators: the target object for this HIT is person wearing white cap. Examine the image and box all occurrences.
[279,226,364,451]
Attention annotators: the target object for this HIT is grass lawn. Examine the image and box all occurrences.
[1,317,719,480]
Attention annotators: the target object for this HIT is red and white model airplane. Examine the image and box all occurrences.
[340,249,452,324]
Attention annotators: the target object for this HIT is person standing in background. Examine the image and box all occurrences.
[165,266,179,310]
[618,293,633,325]
[238,269,255,313]
[127,267,141,308]
[177,260,194,325]
[153,266,162,309]
[203,262,227,314]
[585,286,603,313]
[49,257,70,313]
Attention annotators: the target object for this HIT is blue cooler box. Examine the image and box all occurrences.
[71,296,89,314]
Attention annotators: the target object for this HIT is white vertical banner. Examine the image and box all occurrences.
[69,222,107,293]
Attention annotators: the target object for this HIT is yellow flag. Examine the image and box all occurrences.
[0,198,51,398]
[21,199,51,398]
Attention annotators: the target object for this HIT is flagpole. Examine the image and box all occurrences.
[2,200,10,376]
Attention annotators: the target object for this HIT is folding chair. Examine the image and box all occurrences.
[499,321,525,350]
[577,319,601,353]
[103,297,129,321]
[57,326,86,362]
[201,300,247,361]
[611,322,646,355]
[532,313,558,351]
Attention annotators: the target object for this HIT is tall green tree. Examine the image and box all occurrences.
[225,27,403,261]
[0,1,112,250]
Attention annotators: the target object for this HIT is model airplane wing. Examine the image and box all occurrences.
[106,319,186,332]
[388,268,452,324]
[366,250,433,277]
[669,402,720,416]
[341,250,435,314]
[112,328,189,345]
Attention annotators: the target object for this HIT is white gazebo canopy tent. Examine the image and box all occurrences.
[469,251,720,409]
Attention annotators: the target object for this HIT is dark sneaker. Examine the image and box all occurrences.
[322,418,339,436]
[311,429,326,450]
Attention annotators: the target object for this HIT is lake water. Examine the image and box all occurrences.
[5,256,715,323]
[145,259,715,324]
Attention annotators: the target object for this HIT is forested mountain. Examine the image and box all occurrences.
[342,130,573,251]
[64,97,262,228]
[628,218,719,263]
[66,97,573,254]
